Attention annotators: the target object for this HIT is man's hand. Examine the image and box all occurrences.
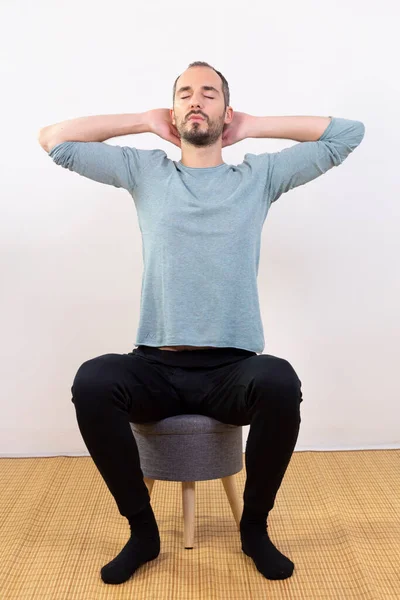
[147,108,181,148]
[221,111,251,148]
[147,108,252,149]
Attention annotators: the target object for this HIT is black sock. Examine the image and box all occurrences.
[100,502,160,585]
[240,506,294,580]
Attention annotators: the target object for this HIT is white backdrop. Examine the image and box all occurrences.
[1,0,398,456]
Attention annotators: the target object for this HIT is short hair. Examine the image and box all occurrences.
[173,61,230,109]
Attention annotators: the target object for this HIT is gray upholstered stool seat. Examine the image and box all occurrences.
[130,414,244,548]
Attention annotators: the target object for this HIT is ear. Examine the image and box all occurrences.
[170,108,175,125]
[224,107,234,124]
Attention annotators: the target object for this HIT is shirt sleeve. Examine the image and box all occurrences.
[48,141,150,191]
[246,117,366,204]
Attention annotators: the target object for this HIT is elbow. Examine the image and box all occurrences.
[326,120,366,166]
[38,128,51,153]
[356,121,366,145]
[346,120,366,152]
[347,119,366,148]
[38,139,50,153]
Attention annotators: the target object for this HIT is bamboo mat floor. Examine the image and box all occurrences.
[0,449,399,599]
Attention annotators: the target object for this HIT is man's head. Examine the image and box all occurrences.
[171,61,233,148]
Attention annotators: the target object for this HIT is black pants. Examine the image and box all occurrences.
[71,345,303,519]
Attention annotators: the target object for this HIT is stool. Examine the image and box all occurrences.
[130,414,244,549]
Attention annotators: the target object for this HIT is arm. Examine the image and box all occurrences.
[38,112,150,153]
[244,116,366,204]
[37,111,165,191]
[245,115,333,142]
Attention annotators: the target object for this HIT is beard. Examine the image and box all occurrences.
[177,113,225,147]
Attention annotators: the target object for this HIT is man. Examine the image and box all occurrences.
[38,61,365,584]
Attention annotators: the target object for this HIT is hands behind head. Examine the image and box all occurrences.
[147,109,249,149]
[147,109,181,148]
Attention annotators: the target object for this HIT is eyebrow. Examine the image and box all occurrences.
[176,85,220,95]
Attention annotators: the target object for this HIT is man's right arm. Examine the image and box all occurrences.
[38,112,164,191]
[38,112,150,153]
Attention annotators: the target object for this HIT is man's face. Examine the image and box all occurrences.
[171,67,231,147]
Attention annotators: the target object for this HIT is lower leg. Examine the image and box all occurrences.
[100,502,160,584]
[240,380,302,580]
[72,383,151,518]
[71,382,159,584]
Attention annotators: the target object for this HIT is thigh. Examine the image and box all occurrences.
[71,350,186,423]
[201,353,303,425]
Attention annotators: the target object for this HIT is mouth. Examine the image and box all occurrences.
[189,116,204,121]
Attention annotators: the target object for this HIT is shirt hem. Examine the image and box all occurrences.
[134,340,262,354]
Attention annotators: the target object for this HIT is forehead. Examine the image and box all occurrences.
[176,84,221,96]
[176,69,221,95]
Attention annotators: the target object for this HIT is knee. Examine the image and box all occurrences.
[255,357,302,411]
[70,354,119,408]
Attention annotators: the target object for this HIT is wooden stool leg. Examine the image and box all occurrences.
[143,477,155,497]
[182,481,195,549]
[221,475,243,530]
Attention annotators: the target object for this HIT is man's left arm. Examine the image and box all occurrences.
[243,115,366,204]
[245,115,333,142]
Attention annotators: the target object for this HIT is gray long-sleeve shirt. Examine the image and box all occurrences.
[49,116,365,353]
